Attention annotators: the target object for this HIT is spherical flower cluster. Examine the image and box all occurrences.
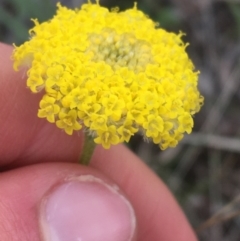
[13,1,203,150]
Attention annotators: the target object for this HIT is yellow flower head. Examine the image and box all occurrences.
[13,1,203,150]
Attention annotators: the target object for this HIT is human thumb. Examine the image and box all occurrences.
[0,162,136,241]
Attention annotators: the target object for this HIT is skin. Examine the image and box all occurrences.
[0,43,198,241]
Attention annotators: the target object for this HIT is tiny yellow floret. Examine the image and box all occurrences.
[13,2,203,150]
[38,95,60,123]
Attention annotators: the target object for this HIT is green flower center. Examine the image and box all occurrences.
[86,28,154,72]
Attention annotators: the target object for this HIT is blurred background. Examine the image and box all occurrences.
[1,0,240,240]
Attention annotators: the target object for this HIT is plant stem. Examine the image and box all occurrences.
[79,133,96,165]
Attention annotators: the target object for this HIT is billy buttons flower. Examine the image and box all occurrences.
[13,1,203,164]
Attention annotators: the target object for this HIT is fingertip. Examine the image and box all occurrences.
[0,163,137,241]
[41,174,136,241]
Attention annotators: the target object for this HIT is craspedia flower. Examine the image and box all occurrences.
[13,1,203,162]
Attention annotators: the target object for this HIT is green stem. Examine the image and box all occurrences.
[79,133,96,165]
